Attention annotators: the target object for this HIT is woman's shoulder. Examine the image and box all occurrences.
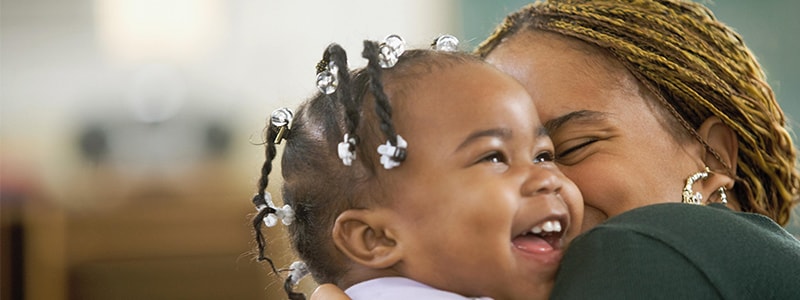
[598,202,797,244]
[583,202,800,271]
[556,203,800,299]
[603,202,773,228]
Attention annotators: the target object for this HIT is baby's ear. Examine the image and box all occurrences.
[332,209,402,269]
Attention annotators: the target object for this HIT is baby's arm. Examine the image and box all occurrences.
[310,284,351,300]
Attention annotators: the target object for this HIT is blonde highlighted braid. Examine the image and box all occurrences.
[476,0,799,225]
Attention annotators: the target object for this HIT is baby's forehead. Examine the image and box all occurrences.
[387,58,510,90]
[389,63,503,102]
[384,54,483,81]
[393,63,537,121]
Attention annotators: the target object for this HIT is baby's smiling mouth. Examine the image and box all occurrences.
[512,219,566,253]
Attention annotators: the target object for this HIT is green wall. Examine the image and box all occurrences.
[459,0,800,235]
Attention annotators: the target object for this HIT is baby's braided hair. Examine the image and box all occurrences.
[251,38,481,299]
[476,0,799,225]
[363,40,400,147]
[251,43,354,300]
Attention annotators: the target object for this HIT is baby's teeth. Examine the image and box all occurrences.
[530,220,563,235]
[542,221,554,232]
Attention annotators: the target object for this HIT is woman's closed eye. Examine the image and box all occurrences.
[556,138,598,163]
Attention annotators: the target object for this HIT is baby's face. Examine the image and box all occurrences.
[382,61,583,300]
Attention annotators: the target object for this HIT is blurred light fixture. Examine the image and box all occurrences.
[94,0,226,65]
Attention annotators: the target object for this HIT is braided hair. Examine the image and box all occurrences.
[476,0,799,225]
[252,40,481,298]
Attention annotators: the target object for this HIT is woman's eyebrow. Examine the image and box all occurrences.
[544,110,609,133]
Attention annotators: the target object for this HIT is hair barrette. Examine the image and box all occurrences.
[257,192,295,227]
[288,261,310,286]
[337,133,357,166]
[316,60,339,94]
[431,34,459,52]
[378,34,406,68]
[271,107,294,144]
[377,134,407,169]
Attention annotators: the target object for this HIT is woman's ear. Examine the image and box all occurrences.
[696,116,738,176]
[695,116,740,208]
[331,209,403,269]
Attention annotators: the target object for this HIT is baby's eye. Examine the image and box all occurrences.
[480,152,507,164]
[533,151,555,164]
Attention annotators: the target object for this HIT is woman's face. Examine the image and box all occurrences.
[486,31,703,231]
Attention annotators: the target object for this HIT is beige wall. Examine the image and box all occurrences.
[0,0,457,299]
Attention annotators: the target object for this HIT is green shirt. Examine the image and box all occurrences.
[551,203,800,299]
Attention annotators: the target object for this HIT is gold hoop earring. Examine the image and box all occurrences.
[682,167,710,205]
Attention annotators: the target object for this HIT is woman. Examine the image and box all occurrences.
[311,0,800,298]
[476,0,800,298]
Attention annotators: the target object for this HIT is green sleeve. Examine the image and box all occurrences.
[550,226,722,299]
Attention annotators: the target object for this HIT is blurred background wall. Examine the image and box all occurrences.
[0,0,797,299]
